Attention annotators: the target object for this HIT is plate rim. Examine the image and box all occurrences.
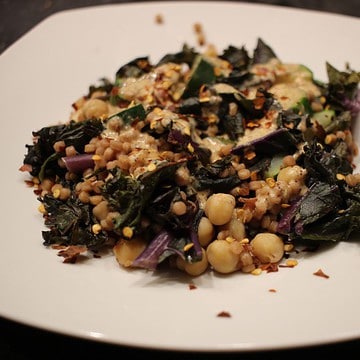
[1,1,360,352]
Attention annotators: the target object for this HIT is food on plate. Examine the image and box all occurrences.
[20,38,360,277]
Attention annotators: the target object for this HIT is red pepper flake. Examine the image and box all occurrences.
[57,245,87,264]
[189,283,197,290]
[241,89,250,96]
[264,120,273,128]
[254,67,268,76]
[52,244,67,250]
[253,95,265,110]
[269,288,277,293]
[217,311,231,318]
[155,13,164,24]
[245,150,256,160]
[260,263,279,273]
[19,164,33,173]
[250,171,258,181]
[246,121,260,128]
[313,269,330,279]
[193,22,206,46]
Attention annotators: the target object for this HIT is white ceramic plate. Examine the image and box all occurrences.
[0,1,359,352]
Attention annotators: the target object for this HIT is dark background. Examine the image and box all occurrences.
[1,1,359,359]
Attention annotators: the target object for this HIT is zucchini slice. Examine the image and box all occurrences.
[108,103,146,124]
[312,109,335,129]
[181,55,216,99]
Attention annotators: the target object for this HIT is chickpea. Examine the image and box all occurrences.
[204,193,235,226]
[250,233,284,263]
[197,217,215,247]
[171,201,187,216]
[175,256,186,271]
[219,212,246,241]
[239,251,255,272]
[113,237,147,267]
[92,200,109,221]
[175,166,191,186]
[82,98,109,119]
[277,165,306,183]
[177,248,209,276]
[206,239,239,274]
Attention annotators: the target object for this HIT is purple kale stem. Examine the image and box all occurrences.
[277,196,302,235]
[342,88,360,118]
[231,128,289,155]
[61,154,94,173]
[189,227,203,259]
[131,230,173,270]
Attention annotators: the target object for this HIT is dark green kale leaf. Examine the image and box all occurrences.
[88,78,114,98]
[167,129,211,164]
[115,57,153,80]
[217,100,245,140]
[102,168,144,232]
[325,62,360,115]
[252,38,278,64]
[102,162,183,235]
[178,97,202,116]
[220,112,245,141]
[220,45,250,70]
[277,137,359,242]
[298,191,360,242]
[156,43,198,67]
[277,181,342,240]
[231,128,298,157]
[301,140,353,186]
[294,182,342,229]
[278,182,360,242]
[23,119,104,180]
[131,211,204,271]
[218,45,252,86]
[192,156,241,192]
[41,194,108,250]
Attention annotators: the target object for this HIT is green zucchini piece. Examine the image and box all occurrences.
[108,103,146,124]
[298,64,314,80]
[181,55,216,99]
[292,97,312,115]
[312,109,335,129]
[264,154,285,178]
[270,83,309,112]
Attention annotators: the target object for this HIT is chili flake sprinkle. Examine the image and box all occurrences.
[313,268,330,279]
[57,245,87,264]
[217,311,231,318]
[155,13,164,24]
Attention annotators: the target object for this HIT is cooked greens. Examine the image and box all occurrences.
[21,38,360,275]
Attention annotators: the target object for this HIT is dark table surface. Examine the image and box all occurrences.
[1,1,359,359]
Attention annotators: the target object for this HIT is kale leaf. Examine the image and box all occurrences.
[41,194,108,250]
[102,162,183,235]
[325,62,360,115]
[23,119,104,179]
[278,182,360,242]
